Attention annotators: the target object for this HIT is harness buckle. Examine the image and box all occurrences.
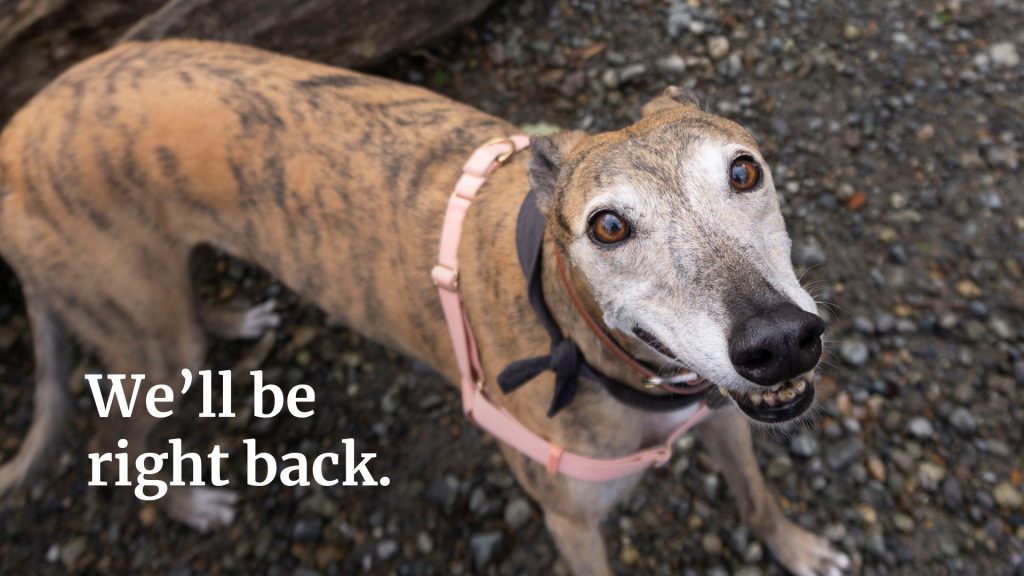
[480,136,519,164]
[431,264,459,291]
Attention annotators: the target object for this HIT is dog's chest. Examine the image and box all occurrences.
[640,403,707,444]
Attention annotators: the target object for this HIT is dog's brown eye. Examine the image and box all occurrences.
[729,156,761,191]
[589,210,630,245]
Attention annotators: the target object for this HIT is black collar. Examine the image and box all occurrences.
[496,189,708,417]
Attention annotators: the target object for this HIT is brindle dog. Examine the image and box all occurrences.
[0,41,849,575]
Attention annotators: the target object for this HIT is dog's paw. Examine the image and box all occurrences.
[764,521,850,576]
[166,487,239,533]
[235,299,280,339]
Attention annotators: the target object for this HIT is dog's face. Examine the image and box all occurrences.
[531,88,822,424]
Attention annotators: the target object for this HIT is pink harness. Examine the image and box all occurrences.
[432,136,709,482]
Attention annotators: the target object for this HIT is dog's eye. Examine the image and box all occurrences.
[588,210,630,245]
[729,156,761,192]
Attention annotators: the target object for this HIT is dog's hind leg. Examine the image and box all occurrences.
[0,297,72,497]
[697,409,851,576]
[77,250,238,532]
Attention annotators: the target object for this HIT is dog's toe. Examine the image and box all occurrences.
[237,299,280,339]
[764,520,850,576]
[166,487,239,532]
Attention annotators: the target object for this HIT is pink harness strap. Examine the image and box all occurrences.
[432,135,709,483]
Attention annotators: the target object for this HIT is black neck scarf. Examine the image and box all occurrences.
[496,189,707,417]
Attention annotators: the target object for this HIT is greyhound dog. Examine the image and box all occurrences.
[0,40,849,575]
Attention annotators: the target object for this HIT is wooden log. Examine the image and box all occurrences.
[0,0,69,54]
[121,0,495,67]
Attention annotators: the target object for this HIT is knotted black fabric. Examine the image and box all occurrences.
[496,189,706,417]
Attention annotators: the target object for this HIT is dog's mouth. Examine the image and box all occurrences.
[632,326,815,422]
[725,375,816,424]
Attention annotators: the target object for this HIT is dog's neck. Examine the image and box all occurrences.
[539,235,650,391]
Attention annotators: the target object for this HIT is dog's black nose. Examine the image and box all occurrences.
[728,303,825,386]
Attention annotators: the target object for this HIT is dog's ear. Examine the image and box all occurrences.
[529,130,586,214]
[641,86,701,117]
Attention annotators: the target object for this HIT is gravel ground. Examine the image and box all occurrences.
[2,1,1023,575]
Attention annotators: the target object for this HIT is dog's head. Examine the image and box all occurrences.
[531,87,822,424]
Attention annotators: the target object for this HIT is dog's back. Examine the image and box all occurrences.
[1,40,516,361]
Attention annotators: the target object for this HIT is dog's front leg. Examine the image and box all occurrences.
[697,409,850,576]
[500,445,640,576]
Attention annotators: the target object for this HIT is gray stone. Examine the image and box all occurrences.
[60,537,87,571]
[416,531,434,554]
[793,239,827,268]
[657,54,687,75]
[948,408,977,433]
[618,63,647,84]
[852,315,875,334]
[376,539,399,560]
[426,474,460,514]
[292,519,323,542]
[503,498,532,530]
[708,36,730,60]
[942,477,963,509]
[470,531,504,571]
[839,338,870,367]
[790,432,819,457]
[989,41,1020,68]
[826,439,863,470]
[907,417,934,439]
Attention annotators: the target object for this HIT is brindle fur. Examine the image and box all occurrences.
[0,41,847,575]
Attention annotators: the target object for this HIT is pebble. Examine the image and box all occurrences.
[657,54,687,75]
[470,532,504,571]
[618,63,647,84]
[707,36,730,60]
[426,474,460,514]
[61,537,88,571]
[827,439,863,470]
[793,239,827,268]
[893,513,915,532]
[503,498,532,530]
[867,456,886,482]
[993,482,1022,509]
[702,533,723,555]
[989,41,1020,68]
[839,338,870,367]
[376,539,398,560]
[942,477,963,509]
[744,542,764,564]
[620,543,640,565]
[852,315,875,334]
[918,462,946,490]
[766,455,793,479]
[948,408,977,433]
[789,432,819,457]
[416,532,434,554]
[292,519,323,542]
[907,417,934,439]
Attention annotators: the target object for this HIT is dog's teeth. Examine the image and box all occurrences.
[719,385,729,397]
[794,379,807,393]
[762,393,778,406]
[779,388,796,402]
[749,392,763,406]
